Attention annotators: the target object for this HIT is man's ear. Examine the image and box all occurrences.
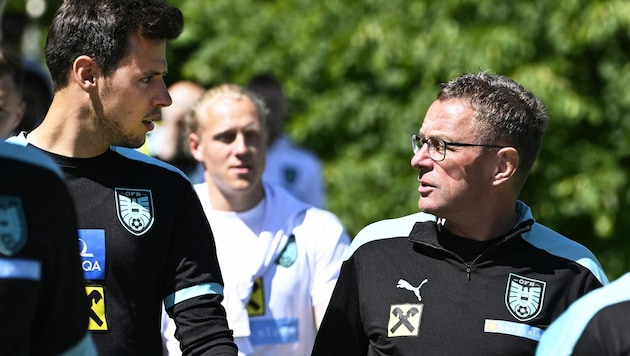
[73,55,97,89]
[189,132,204,162]
[493,147,519,186]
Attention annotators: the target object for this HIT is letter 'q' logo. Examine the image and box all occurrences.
[115,188,154,236]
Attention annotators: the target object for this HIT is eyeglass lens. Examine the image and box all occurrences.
[412,134,446,161]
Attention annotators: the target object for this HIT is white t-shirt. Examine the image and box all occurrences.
[162,182,349,355]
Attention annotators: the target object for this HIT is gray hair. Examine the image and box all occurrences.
[437,71,548,182]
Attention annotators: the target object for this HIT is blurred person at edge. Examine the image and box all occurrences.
[247,73,326,208]
[161,84,350,355]
[0,47,25,138]
[0,140,97,355]
[1,10,54,135]
[0,44,96,356]
[143,80,205,183]
[536,272,630,356]
[312,71,608,356]
[7,0,237,354]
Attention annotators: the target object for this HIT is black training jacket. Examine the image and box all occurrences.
[313,202,608,356]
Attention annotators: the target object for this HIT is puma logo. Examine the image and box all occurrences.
[397,278,428,302]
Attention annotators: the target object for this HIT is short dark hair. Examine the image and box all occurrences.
[0,48,24,98]
[45,0,183,91]
[437,71,548,182]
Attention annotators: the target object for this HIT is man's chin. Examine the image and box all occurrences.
[418,202,439,215]
[115,137,146,149]
[231,180,256,191]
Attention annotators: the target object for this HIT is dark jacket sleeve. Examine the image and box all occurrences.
[38,177,93,355]
[312,256,367,355]
[2,163,92,355]
[164,182,237,355]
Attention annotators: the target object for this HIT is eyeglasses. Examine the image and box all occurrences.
[411,134,506,162]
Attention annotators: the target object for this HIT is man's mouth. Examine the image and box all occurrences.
[142,120,155,131]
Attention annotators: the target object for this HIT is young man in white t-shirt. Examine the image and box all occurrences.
[162,84,350,355]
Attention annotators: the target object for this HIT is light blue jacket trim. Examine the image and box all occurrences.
[516,201,609,286]
[535,272,630,355]
[345,202,608,288]
[112,146,190,181]
[5,134,190,182]
[164,283,225,309]
[59,333,97,356]
[2,138,63,179]
[0,258,41,280]
[344,212,436,260]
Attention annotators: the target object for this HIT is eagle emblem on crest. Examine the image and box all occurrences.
[0,196,27,256]
[115,188,154,236]
[505,273,546,321]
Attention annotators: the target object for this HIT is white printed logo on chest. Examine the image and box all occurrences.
[115,188,154,236]
[504,273,546,321]
[387,278,429,337]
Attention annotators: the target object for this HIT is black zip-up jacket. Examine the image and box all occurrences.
[313,202,608,356]
[8,133,237,356]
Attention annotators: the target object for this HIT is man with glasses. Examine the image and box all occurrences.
[312,71,608,355]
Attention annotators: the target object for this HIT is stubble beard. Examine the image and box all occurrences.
[95,113,146,148]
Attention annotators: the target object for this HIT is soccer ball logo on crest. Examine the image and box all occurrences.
[115,188,155,236]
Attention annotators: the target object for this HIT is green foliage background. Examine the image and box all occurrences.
[13,0,630,279]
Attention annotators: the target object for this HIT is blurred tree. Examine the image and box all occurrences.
[17,0,630,279]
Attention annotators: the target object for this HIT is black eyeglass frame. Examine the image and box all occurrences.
[411,134,506,162]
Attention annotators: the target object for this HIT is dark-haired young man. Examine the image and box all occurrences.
[8,0,236,354]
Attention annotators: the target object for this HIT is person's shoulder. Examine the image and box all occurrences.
[517,201,609,285]
[111,146,191,181]
[304,206,342,222]
[344,211,437,260]
[1,139,63,179]
[536,273,630,355]
[580,272,630,307]
[264,181,308,203]
[525,223,607,282]
[265,182,343,228]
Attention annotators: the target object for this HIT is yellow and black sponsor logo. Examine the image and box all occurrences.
[86,286,108,331]
[246,277,265,317]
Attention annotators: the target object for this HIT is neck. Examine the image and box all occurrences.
[27,92,110,158]
[442,201,519,241]
[204,178,265,212]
